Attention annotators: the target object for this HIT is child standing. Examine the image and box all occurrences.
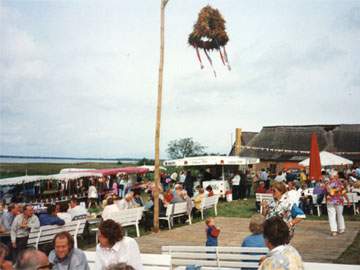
[205,217,220,246]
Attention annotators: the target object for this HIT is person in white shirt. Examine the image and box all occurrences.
[286,181,300,206]
[96,219,143,270]
[67,198,88,220]
[88,180,98,200]
[116,193,139,210]
[274,171,286,182]
[170,172,178,182]
[102,198,121,219]
[179,171,186,184]
[231,172,241,200]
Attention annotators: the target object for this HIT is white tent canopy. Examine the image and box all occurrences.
[0,172,102,186]
[59,168,96,174]
[299,151,353,167]
[45,172,102,181]
[0,175,48,186]
[139,165,167,172]
[164,155,260,167]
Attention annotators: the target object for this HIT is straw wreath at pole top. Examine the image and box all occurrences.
[188,5,231,76]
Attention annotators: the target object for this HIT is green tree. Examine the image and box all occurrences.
[166,137,207,159]
[136,158,155,166]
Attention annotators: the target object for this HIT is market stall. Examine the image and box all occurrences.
[164,156,260,197]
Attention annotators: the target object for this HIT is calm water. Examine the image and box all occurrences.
[0,157,135,164]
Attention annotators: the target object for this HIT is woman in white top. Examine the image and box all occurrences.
[231,172,241,200]
[96,219,143,270]
[88,181,98,199]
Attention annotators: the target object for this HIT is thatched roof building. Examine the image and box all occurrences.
[230,124,360,163]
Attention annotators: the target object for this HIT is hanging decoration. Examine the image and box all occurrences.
[239,145,360,155]
[188,5,231,76]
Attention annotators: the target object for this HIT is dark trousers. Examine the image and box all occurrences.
[265,180,270,190]
[0,236,12,260]
[239,184,246,199]
[245,184,252,198]
[232,185,240,200]
[12,236,29,262]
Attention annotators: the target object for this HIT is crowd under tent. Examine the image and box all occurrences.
[0,166,150,203]
[164,156,260,197]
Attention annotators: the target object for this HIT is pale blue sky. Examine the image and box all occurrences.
[1,0,359,158]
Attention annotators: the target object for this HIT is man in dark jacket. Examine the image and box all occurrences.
[184,171,194,197]
[39,205,65,226]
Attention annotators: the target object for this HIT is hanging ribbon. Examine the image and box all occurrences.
[214,39,226,66]
[203,49,216,77]
[219,49,226,65]
[223,46,231,71]
[195,47,204,69]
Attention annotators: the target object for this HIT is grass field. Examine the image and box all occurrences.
[216,198,360,221]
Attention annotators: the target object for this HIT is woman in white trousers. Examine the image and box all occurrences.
[326,176,350,236]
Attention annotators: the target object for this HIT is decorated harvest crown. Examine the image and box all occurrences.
[188,5,231,76]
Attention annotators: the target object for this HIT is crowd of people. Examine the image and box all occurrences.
[0,221,141,270]
[253,166,360,236]
[0,165,359,270]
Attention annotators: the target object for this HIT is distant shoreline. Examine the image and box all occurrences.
[0,155,140,162]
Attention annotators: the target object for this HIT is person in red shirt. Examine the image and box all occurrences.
[255,181,271,212]
[206,185,214,197]
[205,217,220,246]
[256,181,267,193]
[164,189,174,204]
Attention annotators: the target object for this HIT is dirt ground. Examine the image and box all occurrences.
[135,217,360,263]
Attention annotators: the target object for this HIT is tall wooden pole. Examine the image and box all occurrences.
[234,128,242,156]
[153,0,168,233]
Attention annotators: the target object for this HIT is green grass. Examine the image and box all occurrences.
[217,198,257,218]
[216,198,360,221]
[335,231,360,265]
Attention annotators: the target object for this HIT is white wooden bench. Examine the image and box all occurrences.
[27,218,86,249]
[312,194,326,217]
[313,192,358,216]
[141,253,172,270]
[102,207,144,237]
[200,195,219,220]
[162,245,268,269]
[255,193,274,213]
[84,251,172,270]
[346,192,359,215]
[304,262,360,270]
[159,202,192,230]
[173,202,192,225]
[175,263,360,270]
[159,204,174,230]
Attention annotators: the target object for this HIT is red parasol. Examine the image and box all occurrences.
[309,133,322,181]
